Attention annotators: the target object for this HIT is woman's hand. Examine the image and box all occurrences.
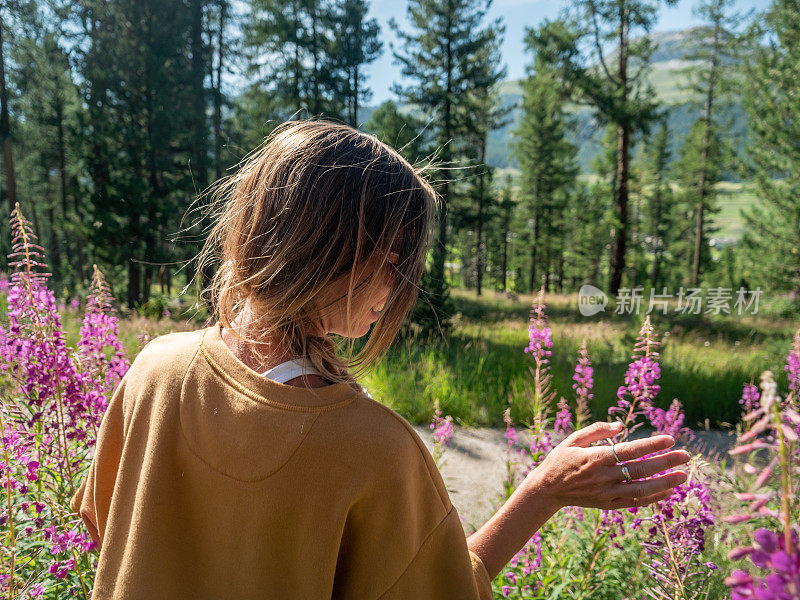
[526,420,690,512]
[467,420,691,580]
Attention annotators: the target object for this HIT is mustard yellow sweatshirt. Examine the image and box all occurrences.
[70,323,494,599]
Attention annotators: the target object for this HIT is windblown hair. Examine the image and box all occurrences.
[195,118,438,390]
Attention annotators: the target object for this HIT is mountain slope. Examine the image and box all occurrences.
[490,27,745,173]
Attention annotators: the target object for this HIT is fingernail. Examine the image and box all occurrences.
[611,421,623,429]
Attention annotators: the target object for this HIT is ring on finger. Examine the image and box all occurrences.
[621,465,632,482]
[610,443,622,464]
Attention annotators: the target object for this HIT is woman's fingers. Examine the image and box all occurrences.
[567,421,624,447]
[601,449,690,482]
[607,489,674,510]
[606,470,688,499]
[601,434,676,464]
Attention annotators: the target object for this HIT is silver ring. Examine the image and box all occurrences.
[621,465,632,482]
[610,444,622,464]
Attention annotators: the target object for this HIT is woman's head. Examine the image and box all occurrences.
[197,119,438,385]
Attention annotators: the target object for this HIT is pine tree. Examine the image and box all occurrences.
[534,0,673,294]
[741,0,800,294]
[7,2,89,288]
[364,100,429,163]
[390,0,505,326]
[70,0,199,307]
[672,117,722,284]
[681,0,742,285]
[565,181,609,289]
[209,0,233,182]
[513,22,578,294]
[460,28,508,296]
[640,119,681,288]
[0,0,30,228]
[489,174,517,292]
[243,0,341,120]
[329,0,382,127]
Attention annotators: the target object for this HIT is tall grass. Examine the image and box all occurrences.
[362,289,794,427]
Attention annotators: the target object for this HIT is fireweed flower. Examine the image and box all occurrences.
[572,339,593,429]
[641,467,717,599]
[611,316,662,442]
[524,290,553,365]
[740,382,761,414]
[786,329,800,399]
[523,289,556,470]
[429,399,454,467]
[501,408,520,499]
[601,318,665,543]
[604,318,715,599]
[554,398,573,436]
[648,398,694,444]
[725,526,800,600]
[0,205,125,598]
[507,530,544,583]
[503,408,519,449]
[725,370,800,600]
[78,265,130,399]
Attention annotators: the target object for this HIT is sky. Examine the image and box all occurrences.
[362,0,771,106]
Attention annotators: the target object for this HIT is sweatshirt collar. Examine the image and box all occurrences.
[199,322,360,411]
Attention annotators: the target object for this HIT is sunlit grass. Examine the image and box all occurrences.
[53,287,795,429]
[364,288,795,428]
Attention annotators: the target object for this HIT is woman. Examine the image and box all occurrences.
[71,119,689,599]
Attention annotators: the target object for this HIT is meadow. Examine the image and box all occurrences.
[1,208,798,599]
[56,281,796,431]
[364,287,796,430]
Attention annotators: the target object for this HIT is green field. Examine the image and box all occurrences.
[58,284,795,431]
[360,288,794,429]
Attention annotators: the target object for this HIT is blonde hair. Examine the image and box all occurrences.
[195,118,438,389]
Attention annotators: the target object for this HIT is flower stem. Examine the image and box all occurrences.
[660,518,687,600]
[0,409,18,599]
[774,400,792,555]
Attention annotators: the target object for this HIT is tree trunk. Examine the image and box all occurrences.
[213,1,225,182]
[143,265,153,301]
[543,240,550,293]
[609,5,630,296]
[0,20,17,213]
[557,243,565,293]
[501,228,508,293]
[191,0,213,294]
[475,144,487,296]
[650,184,663,288]
[311,4,320,115]
[431,27,453,293]
[528,209,539,293]
[691,19,720,287]
[128,212,141,308]
[55,95,73,271]
[293,2,301,109]
[46,199,61,279]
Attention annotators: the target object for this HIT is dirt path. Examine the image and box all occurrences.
[411,425,739,534]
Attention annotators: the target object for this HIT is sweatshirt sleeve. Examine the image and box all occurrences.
[378,505,493,600]
[69,375,128,551]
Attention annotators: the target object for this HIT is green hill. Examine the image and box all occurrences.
[489,27,746,173]
[363,27,754,243]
